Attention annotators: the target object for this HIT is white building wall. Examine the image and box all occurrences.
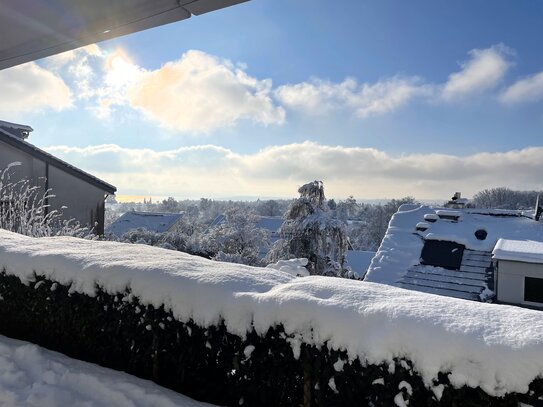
[496,260,543,307]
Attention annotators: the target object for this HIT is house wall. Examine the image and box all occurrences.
[496,259,543,307]
[48,166,106,233]
[0,142,46,187]
[0,140,106,233]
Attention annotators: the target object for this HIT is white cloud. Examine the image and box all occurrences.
[275,77,429,117]
[0,62,72,116]
[126,50,285,133]
[45,142,543,199]
[500,72,543,104]
[54,48,285,132]
[442,45,512,100]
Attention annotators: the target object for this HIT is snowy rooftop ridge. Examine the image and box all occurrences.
[0,119,33,132]
[0,119,33,140]
[1,229,543,396]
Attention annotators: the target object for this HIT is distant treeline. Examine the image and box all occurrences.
[471,187,542,210]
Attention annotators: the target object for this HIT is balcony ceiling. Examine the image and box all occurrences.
[0,0,247,70]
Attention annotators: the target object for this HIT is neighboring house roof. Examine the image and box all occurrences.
[207,214,227,230]
[0,0,249,70]
[345,250,375,278]
[257,216,283,235]
[0,121,116,194]
[364,204,543,302]
[107,211,184,237]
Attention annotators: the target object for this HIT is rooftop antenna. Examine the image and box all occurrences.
[535,193,542,221]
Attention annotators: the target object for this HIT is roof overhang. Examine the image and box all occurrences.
[0,130,117,194]
[0,0,248,70]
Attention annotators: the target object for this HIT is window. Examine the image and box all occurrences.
[420,240,465,270]
[524,277,543,304]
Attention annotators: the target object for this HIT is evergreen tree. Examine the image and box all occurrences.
[268,181,348,276]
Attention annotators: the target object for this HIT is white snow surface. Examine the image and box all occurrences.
[266,258,309,276]
[493,239,543,264]
[0,335,214,407]
[365,204,543,284]
[1,229,543,396]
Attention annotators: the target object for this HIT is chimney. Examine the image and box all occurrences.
[445,192,468,209]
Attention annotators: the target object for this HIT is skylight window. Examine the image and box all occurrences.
[420,240,465,270]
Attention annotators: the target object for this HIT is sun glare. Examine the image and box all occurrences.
[105,50,141,87]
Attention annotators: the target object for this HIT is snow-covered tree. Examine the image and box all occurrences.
[268,181,348,277]
[472,188,541,210]
[335,195,358,222]
[348,197,416,251]
[257,199,282,216]
[199,207,269,266]
[159,197,180,213]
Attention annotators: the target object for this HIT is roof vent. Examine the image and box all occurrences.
[474,229,487,240]
[424,213,439,223]
[435,210,461,222]
[416,222,429,231]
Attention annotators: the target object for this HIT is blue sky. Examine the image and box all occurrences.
[1,0,542,200]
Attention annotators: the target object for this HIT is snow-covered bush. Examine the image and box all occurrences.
[268,181,348,276]
[200,207,269,266]
[118,228,164,246]
[0,163,89,237]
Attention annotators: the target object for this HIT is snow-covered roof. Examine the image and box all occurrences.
[493,239,543,264]
[365,204,543,301]
[107,211,183,237]
[257,216,283,233]
[1,228,543,396]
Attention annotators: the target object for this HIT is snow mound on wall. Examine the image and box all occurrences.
[0,335,214,407]
[1,229,543,396]
[266,258,309,276]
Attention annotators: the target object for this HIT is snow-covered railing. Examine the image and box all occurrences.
[0,229,542,406]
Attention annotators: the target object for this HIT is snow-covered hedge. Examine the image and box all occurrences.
[0,229,542,406]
